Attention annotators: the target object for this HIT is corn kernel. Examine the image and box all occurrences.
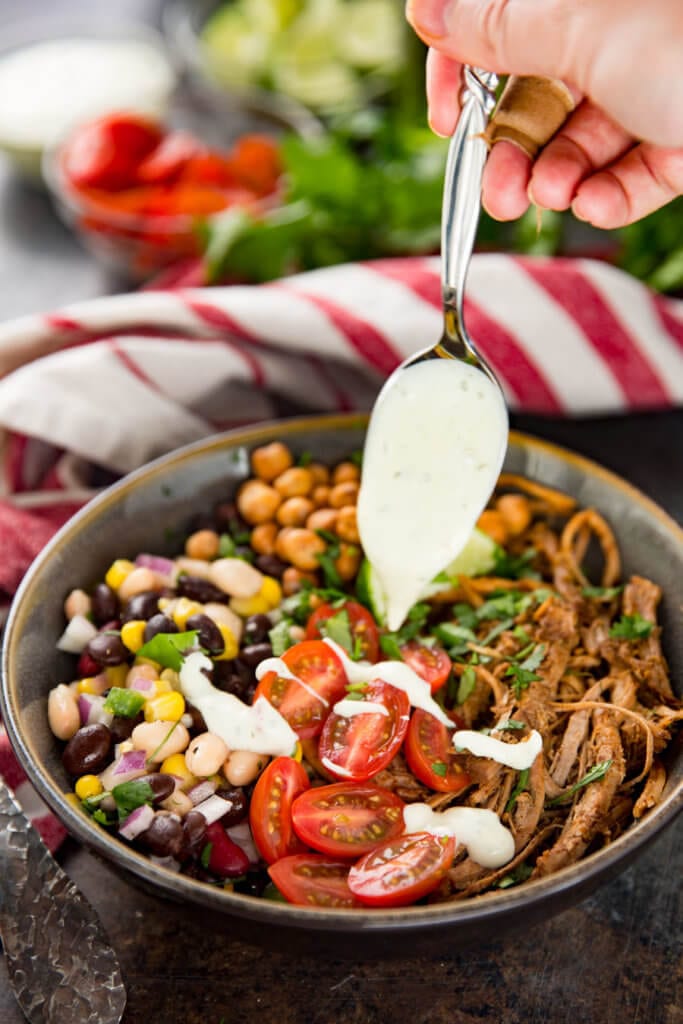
[77,676,107,696]
[160,668,181,691]
[151,679,173,698]
[105,559,135,591]
[213,624,239,661]
[75,775,103,800]
[135,656,161,671]
[65,792,82,810]
[160,752,197,790]
[229,593,270,618]
[119,620,145,654]
[172,597,203,630]
[105,664,129,688]
[260,575,282,609]
[144,691,185,723]
[158,597,171,611]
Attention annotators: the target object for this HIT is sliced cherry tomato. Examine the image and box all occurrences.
[136,131,204,184]
[226,134,282,195]
[268,854,361,908]
[249,756,311,864]
[180,153,237,187]
[62,114,162,190]
[400,640,452,693]
[253,640,348,739]
[317,679,410,782]
[348,831,455,907]
[291,781,405,858]
[306,601,380,663]
[404,709,471,794]
[202,821,250,878]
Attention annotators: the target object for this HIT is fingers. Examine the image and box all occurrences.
[482,142,532,221]
[426,49,463,137]
[572,144,683,229]
[528,101,633,211]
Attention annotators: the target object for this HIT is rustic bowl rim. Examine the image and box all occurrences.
[2,413,682,935]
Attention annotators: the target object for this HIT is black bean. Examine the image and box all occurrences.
[138,812,184,858]
[109,711,143,744]
[214,786,248,827]
[185,703,207,734]
[143,614,178,643]
[87,631,128,666]
[243,614,272,645]
[234,869,269,898]
[139,773,176,805]
[211,663,250,701]
[254,554,288,579]
[175,575,226,604]
[91,583,119,626]
[62,724,112,776]
[185,613,224,655]
[121,591,160,623]
[239,643,272,669]
[181,810,207,859]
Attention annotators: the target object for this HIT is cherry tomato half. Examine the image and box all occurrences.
[348,831,455,908]
[268,854,361,908]
[136,131,204,184]
[227,134,282,195]
[253,640,348,739]
[306,601,380,662]
[249,756,311,864]
[317,679,410,782]
[404,709,471,794]
[400,640,452,693]
[62,114,162,190]
[291,781,405,858]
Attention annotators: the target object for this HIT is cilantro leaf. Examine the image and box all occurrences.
[112,779,156,821]
[610,614,653,640]
[452,602,478,631]
[103,688,145,719]
[456,666,477,705]
[297,451,312,466]
[505,768,530,813]
[548,760,614,806]
[317,608,354,657]
[137,630,201,671]
[268,620,295,657]
[493,546,540,580]
[93,807,115,826]
[497,719,526,732]
[316,551,343,589]
[218,533,236,558]
[431,762,448,777]
[582,585,624,600]
[497,863,533,889]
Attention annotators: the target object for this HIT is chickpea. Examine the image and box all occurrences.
[306,507,338,533]
[335,543,361,582]
[276,528,326,571]
[273,466,314,498]
[335,505,359,543]
[276,496,314,527]
[47,684,81,740]
[118,567,164,602]
[282,566,317,596]
[250,522,278,555]
[251,442,293,482]
[223,750,269,787]
[332,461,361,485]
[329,481,359,509]
[64,588,91,621]
[237,479,282,525]
[477,509,509,547]
[496,494,532,537]
[312,485,332,508]
[185,529,220,561]
[308,462,330,486]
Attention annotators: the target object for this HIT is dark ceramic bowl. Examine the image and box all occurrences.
[2,415,682,957]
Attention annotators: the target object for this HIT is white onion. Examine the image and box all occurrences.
[118,803,155,840]
[57,614,97,653]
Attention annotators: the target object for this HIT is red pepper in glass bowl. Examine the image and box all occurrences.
[43,111,284,282]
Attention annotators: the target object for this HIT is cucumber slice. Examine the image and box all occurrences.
[336,0,404,70]
[201,8,271,88]
[356,556,388,625]
[442,527,497,580]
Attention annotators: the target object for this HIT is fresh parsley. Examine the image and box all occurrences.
[317,608,355,657]
[548,759,613,806]
[136,630,201,671]
[505,643,546,696]
[493,546,540,580]
[103,688,145,718]
[609,614,653,640]
[505,768,530,814]
[112,779,155,821]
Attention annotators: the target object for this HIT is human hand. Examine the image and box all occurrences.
[406,0,683,228]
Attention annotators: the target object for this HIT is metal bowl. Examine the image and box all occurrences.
[2,415,681,956]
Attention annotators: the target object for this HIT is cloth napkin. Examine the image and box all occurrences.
[1,253,682,850]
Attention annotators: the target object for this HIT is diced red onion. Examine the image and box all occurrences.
[193,794,234,826]
[77,694,113,728]
[57,614,97,654]
[226,821,260,864]
[128,677,155,694]
[135,554,175,581]
[99,750,148,790]
[118,803,155,840]
[187,779,217,806]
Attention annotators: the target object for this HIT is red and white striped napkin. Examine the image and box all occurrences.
[0,252,682,845]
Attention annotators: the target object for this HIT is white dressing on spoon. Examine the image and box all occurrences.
[357,358,508,631]
[403,803,514,869]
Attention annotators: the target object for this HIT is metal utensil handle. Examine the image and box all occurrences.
[0,776,126,1024]
[441,66,499,323]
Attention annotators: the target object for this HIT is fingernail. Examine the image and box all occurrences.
[527,181,537,205]
[406,0,448,39]
[571,198,588,223]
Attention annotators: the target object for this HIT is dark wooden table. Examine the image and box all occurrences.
[0,3,681,1022]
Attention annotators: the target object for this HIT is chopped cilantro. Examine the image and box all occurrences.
[268,619,295,657]
[582,584,624,600]
[431,762,448,777]
[432,622,476,648]
[218,533,236,558]
[93,807,115,826]
[519,644,546,673]
[349,450,363,468]
[343,690,365,701]
[505,768,530,813]
[610,614,653,640]
[456,666,477,705]
[452,602,478,631]
[317,608,354,657]
[137,630,201,671]
[479,617,515,646]
[505,643,546,696]
[497,863,533,889]
[477,591,535,621]
[513,625,531,644]
[379,603,431,660]
[317,550,343,589]
[297,450,312,466]
[103,687,145,719]
[497,719,526,731]
[315,528,339,545]
[200,842,213,869]
[493,546,541,580]
[112,779,155,821]
[380,634,403,661]
[548,760,613,806]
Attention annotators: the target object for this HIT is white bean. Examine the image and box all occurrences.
[202,603,244,643]
[223,750,269,787]
[173,557,213,581]
[64,589,92,620]
[185,732,229,777]
[131,721,190,763]
[47,684,81,740]
[161,790,193,816]
[118,567,164,602]
[208,558,263,599]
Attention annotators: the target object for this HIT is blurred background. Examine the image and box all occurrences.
[1,0,681,318]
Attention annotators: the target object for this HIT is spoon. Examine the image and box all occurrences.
[357,66,509,630]
[0,775,126,1024]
